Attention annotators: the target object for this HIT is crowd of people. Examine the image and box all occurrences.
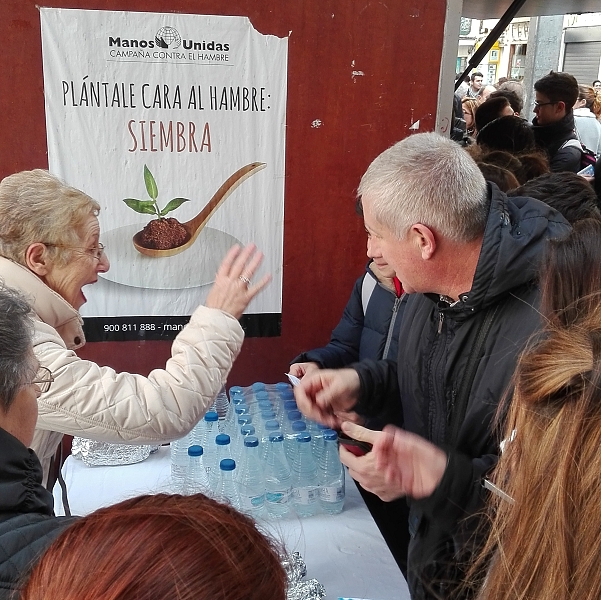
[1,70,601,600]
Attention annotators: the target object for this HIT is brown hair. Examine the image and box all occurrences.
[21,494,287,600]
[578,84,597,110]
[0,169,99,266]
[473,219,601,600]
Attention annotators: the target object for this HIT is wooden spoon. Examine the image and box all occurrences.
[133,161,266,257]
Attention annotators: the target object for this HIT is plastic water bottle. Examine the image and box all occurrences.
[231,417,253,462]
[209,433,232,491]
[318,430,345,514]
[183,445,210,495]
[170,433,191,493]
[291,432,319,518]
[311,423,330,461]
[264,432,292,518]
[261,420,281,460]
[211,385,230,423]
[237,436,265,516]
[285,419,307,462]
[200,412,218,479]
[215,458,239,509]
[223,395,246,435]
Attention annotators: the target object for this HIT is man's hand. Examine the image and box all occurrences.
[340,422,448,501]
[293,368,360,428]
[289,362,320,378]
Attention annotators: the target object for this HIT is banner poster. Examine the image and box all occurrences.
[40,8,287,341]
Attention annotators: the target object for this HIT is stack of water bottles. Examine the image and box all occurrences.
[170,382,346,519]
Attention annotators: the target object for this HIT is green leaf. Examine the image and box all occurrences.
[159,197,190,217]
[123,198,158,215]
[143,165,158,200]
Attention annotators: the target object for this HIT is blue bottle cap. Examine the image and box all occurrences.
[292,420,307,432]
[256,390,270,401]
[261,410,276,420]
[220,458,236,471]
[297,432,312,443]
[238,416,252,427]
[287,410,302,421]
[251,382,266,392]
[241,425,256,436]
[265,419,280,431]
[280,389,295,401]
[235,404,249,415]
[276,382,290,392]
[317,423,330,430]
[269,432,284,443]
[231,394,245,405]
[229,386,244,396]
[323,429,338,441]
[258,400,273,411]
[244,435,259,447]
[204,411,218,422]
[215,434,230,445]
[284,400,298,412]
[188,445,203,456]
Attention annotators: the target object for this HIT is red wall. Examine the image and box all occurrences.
[1,0,445,384]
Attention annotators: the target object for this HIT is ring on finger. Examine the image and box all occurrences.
[239,275,251,285]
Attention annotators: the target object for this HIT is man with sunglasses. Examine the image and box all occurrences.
[532,71,581,173]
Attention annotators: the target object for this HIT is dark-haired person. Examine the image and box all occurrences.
[476,162,519,192]
[476,115,536,154]
[20,494,287,600]
[532,71,581,173]
[508,171,600,224]
[471,218,601,600]
[290,199,409,576]
[593,79,601,95]
[473,97,514,135]
[489,89,523,115]
[466,71,484,98]
[0,287,76,600]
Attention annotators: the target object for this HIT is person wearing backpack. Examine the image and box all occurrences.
[532,71,582,173]
[574,85,601,158]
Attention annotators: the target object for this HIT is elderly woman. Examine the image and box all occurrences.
[0,169,269,485]
[0,286,76,599]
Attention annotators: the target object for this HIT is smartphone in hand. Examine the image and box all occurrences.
[338,431,372,457]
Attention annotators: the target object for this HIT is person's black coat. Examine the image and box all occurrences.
[353,184,570,599]
[0,428,75,599]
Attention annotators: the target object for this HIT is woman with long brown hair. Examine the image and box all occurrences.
[20,494,287,600]
[474,218,601,600]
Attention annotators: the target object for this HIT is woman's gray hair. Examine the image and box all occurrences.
[0,170,100,266]
[357,133,489,242]
[0,285,34,413]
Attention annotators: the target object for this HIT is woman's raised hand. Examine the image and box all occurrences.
[206,244,271,319]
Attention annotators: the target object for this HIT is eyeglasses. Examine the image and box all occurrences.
[31,366,54,394]
[43,242,105,260]
[533,100,557,108]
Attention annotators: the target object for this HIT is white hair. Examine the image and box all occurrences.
[358,133,488,242]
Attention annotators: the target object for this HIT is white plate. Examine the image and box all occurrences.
[99,224,241,290]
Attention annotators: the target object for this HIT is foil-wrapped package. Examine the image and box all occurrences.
[287,579,326,600]
[282,552,326,600]
[71,437,156,467]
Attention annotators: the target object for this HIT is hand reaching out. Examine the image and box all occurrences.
[339,422,448,501]
[293,368,360,429]
[206,244,271,319]
[288,362,320,378]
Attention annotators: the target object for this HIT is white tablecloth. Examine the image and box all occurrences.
[53,446,409,600]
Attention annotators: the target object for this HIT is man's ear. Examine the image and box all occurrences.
[24,243,50,276]
[411,224,436,260]
[555,100,567,116]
